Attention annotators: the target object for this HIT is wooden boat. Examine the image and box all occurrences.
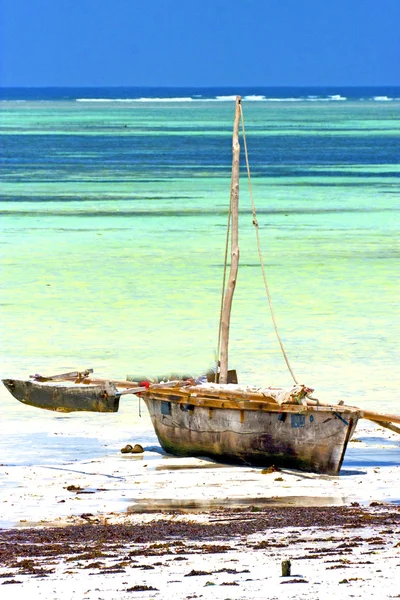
[141,383,360,474]
[1,369,147,413]
[2,97,399,474]
[136,96,361,474]
[4,368,400,474]
[2,376,121,413]
[137,96,399,473]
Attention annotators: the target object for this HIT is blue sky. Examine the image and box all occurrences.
[0,0,399,87]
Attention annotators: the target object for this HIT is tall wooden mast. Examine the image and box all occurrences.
[219,96,241,384]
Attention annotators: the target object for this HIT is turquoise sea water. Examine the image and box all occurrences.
[1,88,399,412]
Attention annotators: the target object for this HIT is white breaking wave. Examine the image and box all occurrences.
[264,97,303,102]
[305,95,347,102]
[243,95,265,101]
[71,94,400,104]
[76,97,195,103]
[373,96,393,101]
[215,95,238,101]
[134,97,194,102]
[76,98,126,102]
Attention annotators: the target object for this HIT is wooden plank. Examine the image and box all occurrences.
[367,419,400,434]
[144,389,361,415]
[361,409,400,426]
[30,370,93,382]
[117,386,148,395]
[306,397,400,427]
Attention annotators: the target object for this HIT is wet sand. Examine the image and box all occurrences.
[0,506,399,599]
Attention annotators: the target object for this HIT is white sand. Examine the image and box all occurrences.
[1,510,399,599]
[0,386,399,598]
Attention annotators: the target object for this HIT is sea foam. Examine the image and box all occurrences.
[70,94,400,104]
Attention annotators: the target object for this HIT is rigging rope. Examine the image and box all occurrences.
[239,104,299,384]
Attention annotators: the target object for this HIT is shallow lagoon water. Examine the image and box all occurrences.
[0,90,399,526]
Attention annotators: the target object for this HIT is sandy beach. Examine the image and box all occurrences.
[1,506,399,599]
[1,384,399,599]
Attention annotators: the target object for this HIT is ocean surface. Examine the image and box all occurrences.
[1,86,399,399]
[0,87,399,524]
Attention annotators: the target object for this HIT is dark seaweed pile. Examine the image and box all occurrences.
[0,506,399,566]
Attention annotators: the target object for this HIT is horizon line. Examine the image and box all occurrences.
[1,84,399,89]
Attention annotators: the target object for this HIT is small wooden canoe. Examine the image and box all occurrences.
[2,378,121,413]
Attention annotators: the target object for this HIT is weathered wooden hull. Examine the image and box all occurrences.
[2,379,120,413]
[143,389,359,474]
[2,377,360,473]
